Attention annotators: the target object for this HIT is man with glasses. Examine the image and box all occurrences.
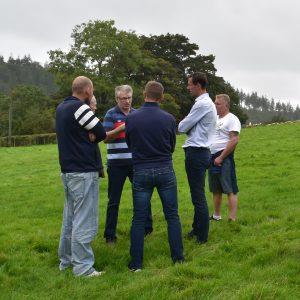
[103,85,153,244]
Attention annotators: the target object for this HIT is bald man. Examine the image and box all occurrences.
[56,76,124,277]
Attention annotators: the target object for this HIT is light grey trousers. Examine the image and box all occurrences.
[58,172,99,276]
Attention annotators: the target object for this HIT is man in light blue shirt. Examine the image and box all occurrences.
[178,72,217,244]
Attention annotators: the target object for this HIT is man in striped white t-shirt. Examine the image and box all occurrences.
[103,85,153,243]
[56,76,124,277]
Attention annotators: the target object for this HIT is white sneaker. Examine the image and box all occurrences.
[59,264,71,271]
[129,268,142,273]
[87,270,106,277]
[210,214,222,221]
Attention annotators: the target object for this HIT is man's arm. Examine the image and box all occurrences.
[105,124,125,142]
[125,118,131,148]
[214,132,239,166]
[178,103,207,133]
[102,110,126,143]
[74,104,106,142]
[170,118,176,153]
[88,124,125,143]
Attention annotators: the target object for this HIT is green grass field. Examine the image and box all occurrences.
[0,123,299,299]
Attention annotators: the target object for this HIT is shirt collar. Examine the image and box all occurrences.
[65,96,81,102]
[114,105,133,115]
[143,102,159,107]
[195,93,209,102]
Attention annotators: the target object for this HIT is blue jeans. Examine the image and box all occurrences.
[58,172,99,276]
[184,147,211,242]
[104,165,153,239]
[129,166,184,269]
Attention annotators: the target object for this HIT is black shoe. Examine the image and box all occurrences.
[105,236,117,244]
[186,230,196,239]
[144,228,153,237]
[174,258,185,265]
[196,237,207,245]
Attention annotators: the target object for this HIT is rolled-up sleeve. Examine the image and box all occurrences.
[178,103,207,133]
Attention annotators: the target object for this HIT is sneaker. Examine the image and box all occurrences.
[186,229,196,239]
[129,267,142,273]
[59,263,71,271]
[210,214,222,221]
[87,270,106,277]
[128,263,142,273]
[105,236,117,244]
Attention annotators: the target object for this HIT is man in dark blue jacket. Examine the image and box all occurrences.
[126,81,184,271]
[56,76,124,277]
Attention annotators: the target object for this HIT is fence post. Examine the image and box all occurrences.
[8,101,12,147]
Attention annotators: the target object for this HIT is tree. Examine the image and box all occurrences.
[141,33,246,123]
[160,93,180,120]
[0,56,57,95]
[0,93,10,136]
[9,85,54,135]
[48,20,247,122]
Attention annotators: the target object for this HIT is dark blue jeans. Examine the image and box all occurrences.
[104,165,153,239]
[184,147,211,242]
[129,166,184,269]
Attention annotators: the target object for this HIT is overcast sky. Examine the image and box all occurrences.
[1,0,299,106]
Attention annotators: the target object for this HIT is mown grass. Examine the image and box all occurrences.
[0,123,299,299]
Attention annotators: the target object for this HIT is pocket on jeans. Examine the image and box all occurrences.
[133,174,149,191]
[66,173,85,201]
[158,172,176,189]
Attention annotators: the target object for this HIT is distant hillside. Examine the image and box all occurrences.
[0,55,57,96]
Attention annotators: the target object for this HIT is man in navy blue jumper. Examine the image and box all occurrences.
[126,81,184,271]
[56,76,124,277]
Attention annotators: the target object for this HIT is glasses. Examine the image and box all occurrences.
[118,96,132,101]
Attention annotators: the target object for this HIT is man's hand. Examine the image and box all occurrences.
[104,123,126,143]
[99,169,105,178]
[214,156,223,166]
[89,132,96,142]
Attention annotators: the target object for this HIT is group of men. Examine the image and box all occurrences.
[55,72,241,277]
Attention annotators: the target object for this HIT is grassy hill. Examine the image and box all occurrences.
[0,123,299,299]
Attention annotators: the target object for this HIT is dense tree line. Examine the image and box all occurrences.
[238,90,300,123]
[0,56,57,95]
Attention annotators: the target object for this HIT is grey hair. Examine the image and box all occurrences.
[216,94,230,108]
[115,85,133,99]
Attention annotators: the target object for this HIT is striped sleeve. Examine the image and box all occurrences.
[103,110,115,132]
[74,103,106,142]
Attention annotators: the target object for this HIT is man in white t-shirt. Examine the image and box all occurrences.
[209,94,241,221]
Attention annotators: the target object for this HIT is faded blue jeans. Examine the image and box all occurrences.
[58,172,99,276]
[129,166,184,269]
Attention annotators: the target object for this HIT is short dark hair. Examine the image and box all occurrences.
[144,81,164,100]
[189,72,208,89]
